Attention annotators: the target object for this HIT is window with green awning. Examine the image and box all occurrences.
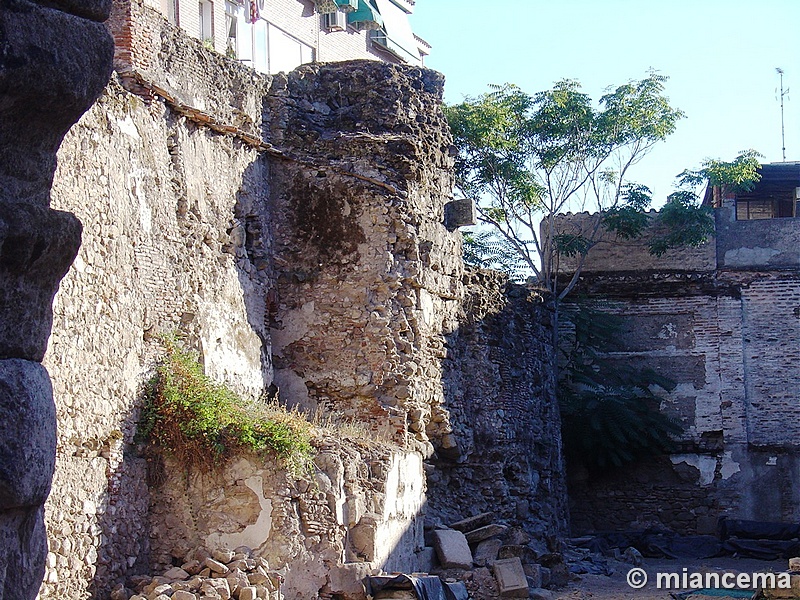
[347,0,383,31]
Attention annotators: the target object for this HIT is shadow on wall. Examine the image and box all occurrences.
[427,269,569,538]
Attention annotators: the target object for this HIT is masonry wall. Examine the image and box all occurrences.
[428,269,569,536]
[149,438,427,600]
[43,51,272,597]
[39,9,565,599]
[561,210,800,534]
[265,60,464,457]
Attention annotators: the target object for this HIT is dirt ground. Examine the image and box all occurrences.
[553,557,789,600]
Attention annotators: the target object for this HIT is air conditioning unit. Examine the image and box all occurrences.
[321,10,347,32]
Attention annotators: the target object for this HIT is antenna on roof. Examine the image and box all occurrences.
[776,67,789,161]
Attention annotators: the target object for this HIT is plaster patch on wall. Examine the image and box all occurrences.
[724,247,781,268]
[270,301,315,355]
[198,288,264,398]
[116,116,141,140]
[128,163,152,235]
[721,451,741,480]
[671,454,717,486]
[418,289,435,327]
[206,476,272,551]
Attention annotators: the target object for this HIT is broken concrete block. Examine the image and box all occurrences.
[492,557,528,598]
[465,524,508,544]
[449,513,493,533]
[432,529,472,569]
[473,539,502,567]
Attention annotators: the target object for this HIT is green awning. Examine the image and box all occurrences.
[335,0,358,12]
[347,0,383,30]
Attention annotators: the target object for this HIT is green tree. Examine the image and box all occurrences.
[447,72,716,299]
[558,303,682,470]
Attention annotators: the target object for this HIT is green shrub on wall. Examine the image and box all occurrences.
[137,338,314,476]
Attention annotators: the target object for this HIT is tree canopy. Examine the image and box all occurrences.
[447,72,719,300]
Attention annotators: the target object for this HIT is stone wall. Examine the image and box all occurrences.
[34,7,566,599]
[148,437,427,600]
[43,76,271,600]
[428,270,568,537]
[265,60,464,456]
[559,210,800,534]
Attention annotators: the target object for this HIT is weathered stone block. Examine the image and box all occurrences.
[449,513,493,533]
[492,557,528,598]
[238,587,257,600]
[0,203,82,361]
[465,524,508,544]
[328,562,371,598]
[473,538,502,567]
[432,529,472,570]
[444,198,476,230]
[172,591,198,600]
[0,360,56,509]
[0,505,48,600]
[204,558,230,574]
[164,566,190,581]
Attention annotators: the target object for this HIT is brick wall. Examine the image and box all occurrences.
[565,268,800,534]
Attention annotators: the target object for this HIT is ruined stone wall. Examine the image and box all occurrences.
[42,29,272,598]
[265,60,464,456]
[428,270,569,536]
[34,8,567,598]
[148,438,427,600]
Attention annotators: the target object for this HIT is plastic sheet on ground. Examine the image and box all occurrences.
[368,574,469,600]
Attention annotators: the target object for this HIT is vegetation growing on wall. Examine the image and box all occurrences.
[138,338,314,476]
[558,303,682,470]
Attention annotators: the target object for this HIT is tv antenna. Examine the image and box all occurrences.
[776,67,789,161]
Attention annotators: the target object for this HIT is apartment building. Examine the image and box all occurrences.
[143,0,428,74]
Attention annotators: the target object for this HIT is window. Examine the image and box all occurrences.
[224,1,238,58]
[161,0,178,24]
[736,198,796,220]
[199,0,214,43]
[267,23,314,74]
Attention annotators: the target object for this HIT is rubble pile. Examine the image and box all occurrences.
[426,512,569,599]
[110,546,283,600]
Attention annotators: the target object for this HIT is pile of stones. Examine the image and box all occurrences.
[110,546,283,600]
[426,512,569,600]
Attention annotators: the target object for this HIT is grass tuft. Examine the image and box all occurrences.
[137,338,314,477]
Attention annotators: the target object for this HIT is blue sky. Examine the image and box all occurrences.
[412,0,800,207]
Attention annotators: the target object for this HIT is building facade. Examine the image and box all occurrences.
[558,163,800,535]
[139,0,428,74]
